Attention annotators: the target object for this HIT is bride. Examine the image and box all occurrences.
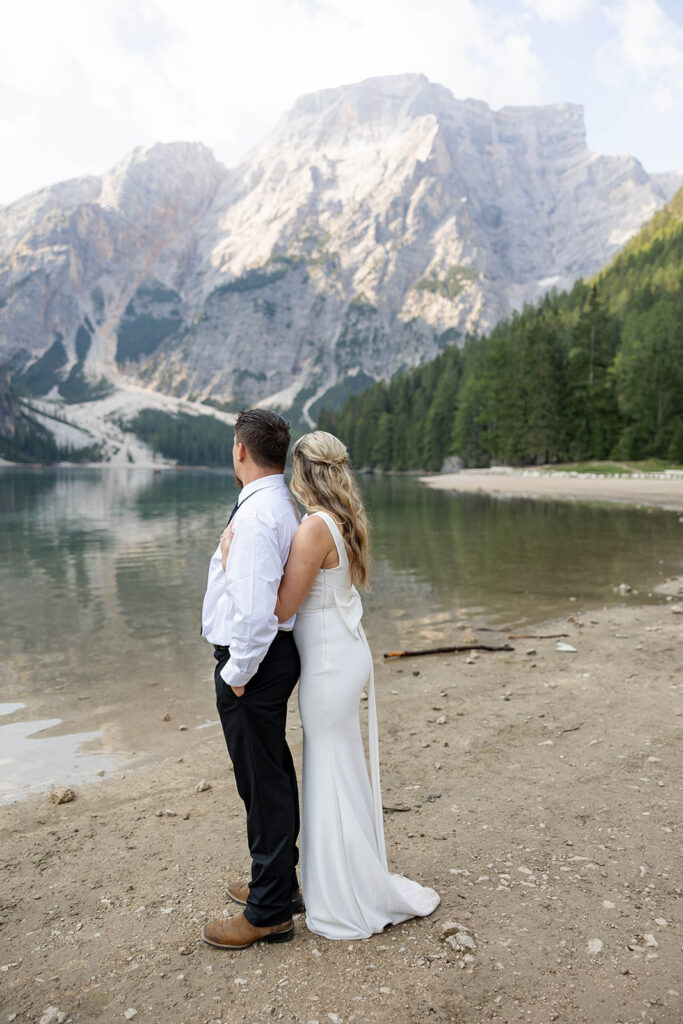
[223,430,439,940]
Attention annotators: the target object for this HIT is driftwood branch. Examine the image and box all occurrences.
[506,632,570,640]
[383,643,514,660]
[474,628,570,640]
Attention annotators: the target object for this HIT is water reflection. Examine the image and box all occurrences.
[0,466,680,800]
[0,712,122,802]
[362,476,682,634]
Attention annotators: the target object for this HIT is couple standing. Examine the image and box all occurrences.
[201,409,439,950]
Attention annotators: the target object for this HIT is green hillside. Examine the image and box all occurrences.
[319,188,683,469]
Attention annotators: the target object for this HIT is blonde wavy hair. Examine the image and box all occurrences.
[290,431,370,588]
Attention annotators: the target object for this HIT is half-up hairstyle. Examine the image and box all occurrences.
[290,431,370,588]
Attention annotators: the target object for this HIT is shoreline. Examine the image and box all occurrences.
[419,468,683,513]
[1,596,681,1023]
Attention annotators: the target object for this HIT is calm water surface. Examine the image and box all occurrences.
[1,467,681,802]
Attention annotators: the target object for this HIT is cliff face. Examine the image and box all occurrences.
[1,75,680,421]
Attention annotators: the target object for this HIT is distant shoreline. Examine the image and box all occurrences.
[4,460,683,515]
[420,467,683,513]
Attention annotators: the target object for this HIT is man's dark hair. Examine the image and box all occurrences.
[234,409,290,470]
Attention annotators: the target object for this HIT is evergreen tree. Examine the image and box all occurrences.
[318,186,683,470]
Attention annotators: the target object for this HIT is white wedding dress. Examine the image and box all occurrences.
[294,511,440,940]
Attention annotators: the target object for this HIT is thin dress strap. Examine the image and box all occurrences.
[311,510,347,567]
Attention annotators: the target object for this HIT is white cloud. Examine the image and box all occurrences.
[599,0,683,110]
[0,0,545,202]
[523,0,592,22]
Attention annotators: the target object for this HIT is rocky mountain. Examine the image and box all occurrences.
[1,73,681,431]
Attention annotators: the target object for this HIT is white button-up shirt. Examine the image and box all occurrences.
[201,474,300,690]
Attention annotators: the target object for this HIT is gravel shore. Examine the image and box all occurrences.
[1,584,682,1024]
[420,469,683,513]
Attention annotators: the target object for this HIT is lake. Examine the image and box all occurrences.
[1,466,681,802]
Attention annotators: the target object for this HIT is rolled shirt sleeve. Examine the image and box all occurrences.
[218,512,281,691]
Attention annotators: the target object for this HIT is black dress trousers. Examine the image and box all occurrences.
[214,631,301,927]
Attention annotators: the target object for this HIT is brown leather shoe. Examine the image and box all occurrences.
[202,910,293,950]
[227,880,304,915]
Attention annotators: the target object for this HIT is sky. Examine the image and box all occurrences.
[1,0,682,205]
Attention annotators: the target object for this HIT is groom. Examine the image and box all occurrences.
[201,409,302,950]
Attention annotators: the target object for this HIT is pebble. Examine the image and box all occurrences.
[50,787,75,805]
[39,1010,67,1024]
[162,713,171,722]
[602,900,615,909]
[124,1010,137,1020]
[435,715,447,725]
[164,809,177,817]
[671,605,682,615]
[178,725,188,731]
[655,918,667,927]
[587,938,603,955]
[440,920,476,961]
[195,779,212,793]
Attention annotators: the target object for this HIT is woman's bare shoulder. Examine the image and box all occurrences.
[294,512,338,552]
[296,513,331,538]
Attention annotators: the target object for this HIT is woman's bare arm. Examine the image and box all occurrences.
[276,516,337,622]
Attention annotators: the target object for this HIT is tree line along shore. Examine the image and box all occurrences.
[2,188,682,471]
[319,188,683,474]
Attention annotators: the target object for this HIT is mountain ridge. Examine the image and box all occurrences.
[320,182,683,469]
[1,74,681,455]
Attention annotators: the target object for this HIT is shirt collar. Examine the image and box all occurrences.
[238,474,287,504]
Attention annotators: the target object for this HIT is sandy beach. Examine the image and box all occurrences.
[420,469,683,513]
[1,581,681,1024]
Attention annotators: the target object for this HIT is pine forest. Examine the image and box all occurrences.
[318,188,683,470]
